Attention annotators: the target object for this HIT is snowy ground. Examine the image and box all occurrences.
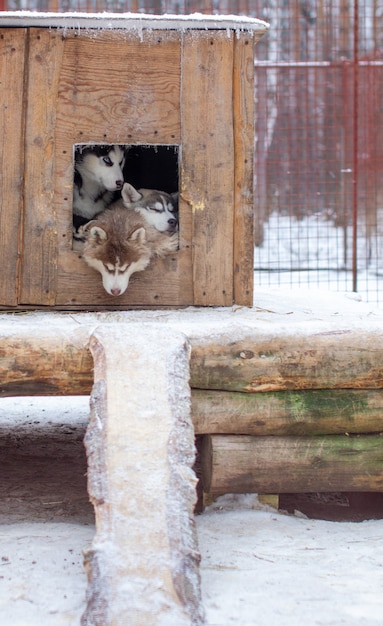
[1,292,383,625]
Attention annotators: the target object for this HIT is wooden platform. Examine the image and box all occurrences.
[0,292,382,622]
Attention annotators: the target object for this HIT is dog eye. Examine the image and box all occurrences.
[103,156,113,166]
[149,206,163,213]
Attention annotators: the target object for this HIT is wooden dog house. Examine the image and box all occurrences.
[0,12,268,309]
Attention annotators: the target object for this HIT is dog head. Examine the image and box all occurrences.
[75,145,126,192]
[82,209,152,296]
[120,183,178,234]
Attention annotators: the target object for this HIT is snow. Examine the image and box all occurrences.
[0,11,270,33]
[198,495,383,626]
[1,291,383,625]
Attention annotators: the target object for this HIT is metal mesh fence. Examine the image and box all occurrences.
[253,0,383,305]
[1,0,382,304]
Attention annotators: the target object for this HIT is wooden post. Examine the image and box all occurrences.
[82,325,204,626]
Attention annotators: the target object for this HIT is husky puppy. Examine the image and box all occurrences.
[82,207,178,296]
[114,182,179,234]
[73,145,126,222]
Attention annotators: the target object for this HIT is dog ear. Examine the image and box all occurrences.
[129,227,146,243]
[121,182,143,205]
[170,192,179,211]
[86,224,108,243]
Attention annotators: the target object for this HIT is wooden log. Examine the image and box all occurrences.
[189,327,383,391]
[200,434,383,495]
[191,388,383,435]
[2,321,383,395]
[82,325,203,626]
[0,319,93,397]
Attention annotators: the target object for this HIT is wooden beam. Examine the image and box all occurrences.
[233,33,255,306]
[82,326,203,625]
[0,29,26,306]
[201,434,383,495]
[21,29,64,305]
[181,31,234,306]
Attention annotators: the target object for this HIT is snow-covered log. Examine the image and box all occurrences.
[82,325,204,626]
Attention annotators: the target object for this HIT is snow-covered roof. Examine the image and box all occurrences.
[0,11,269,33]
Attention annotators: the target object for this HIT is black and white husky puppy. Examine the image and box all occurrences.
[73,144,126,225]
[112,182,179,234]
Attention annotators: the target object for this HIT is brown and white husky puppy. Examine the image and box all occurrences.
[110,182,179,234]
[82,207,178,296]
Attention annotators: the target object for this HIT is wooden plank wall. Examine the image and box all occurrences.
[0,29,26,306]
[19,29,193,307]
[21,29,64,305]
[1,26,257,308]
[233,34,255,305]
[181,31,235,306]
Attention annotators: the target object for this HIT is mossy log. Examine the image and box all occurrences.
[191,388,383,435]
[200,434,383,495]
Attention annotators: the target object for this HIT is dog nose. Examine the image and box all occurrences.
[111,287,121,296]
[168,218,177,227]
[115,180,123,190]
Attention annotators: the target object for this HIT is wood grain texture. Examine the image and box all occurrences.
[233,34,255,305]
[55,247,192,307]
[52,29,193,307]
[202,434,383,494]
[181,31,235,306]
[0,29,26,306]
[21,29,64,305]
[55,30,181,145]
